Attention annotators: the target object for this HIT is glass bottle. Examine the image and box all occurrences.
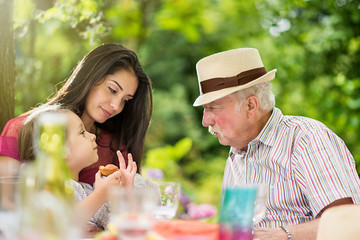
[19,111,79,239]
[33,111,74,200]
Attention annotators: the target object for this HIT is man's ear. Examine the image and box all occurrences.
[246,96,259,118]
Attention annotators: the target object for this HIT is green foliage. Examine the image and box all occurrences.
[262,0,360,169]
[144,137,192,173]
[37,0,109,44]
[155,0,213,42]
[143,137,224,207]
[10,0,360,209]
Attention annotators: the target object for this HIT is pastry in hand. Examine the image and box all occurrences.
[99,164,119,176]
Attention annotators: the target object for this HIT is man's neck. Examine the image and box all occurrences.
[234,109,273,152]
[256,109,273,132]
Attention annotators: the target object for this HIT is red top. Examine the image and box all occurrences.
[0,115,26,161]
[0,115,123,185]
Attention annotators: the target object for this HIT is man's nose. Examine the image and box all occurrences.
[202,109,214,127]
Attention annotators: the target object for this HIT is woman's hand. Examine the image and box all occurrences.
[117,150,137,188]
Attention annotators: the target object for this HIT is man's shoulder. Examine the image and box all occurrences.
[267,108,328,138]
[281,114,328,132]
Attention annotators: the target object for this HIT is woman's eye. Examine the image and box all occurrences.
[80,130,86,136]
[108,87,117,94]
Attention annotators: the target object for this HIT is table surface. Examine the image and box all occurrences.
[83,220,219,240]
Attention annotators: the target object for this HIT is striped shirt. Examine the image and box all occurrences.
[221,108,360,227]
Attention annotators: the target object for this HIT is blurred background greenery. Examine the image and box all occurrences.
[4,0,360,216]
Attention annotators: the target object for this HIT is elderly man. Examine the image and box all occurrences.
[193,48,360,240]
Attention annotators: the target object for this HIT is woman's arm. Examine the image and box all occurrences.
[0,155,20,176]
[0,156,21,209]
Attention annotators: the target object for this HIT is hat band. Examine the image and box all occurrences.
[200,67,267,94]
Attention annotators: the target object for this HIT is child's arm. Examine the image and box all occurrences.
[117,150,137,188]
[76,170,121,226]
[76,151,136,226]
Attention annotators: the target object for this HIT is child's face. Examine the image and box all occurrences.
[66,111,98,172]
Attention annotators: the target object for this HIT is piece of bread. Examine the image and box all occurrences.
[99,164,119,176]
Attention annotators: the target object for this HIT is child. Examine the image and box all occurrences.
[17,105,138,231]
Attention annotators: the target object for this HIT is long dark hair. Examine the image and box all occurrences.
[44,43,153,172]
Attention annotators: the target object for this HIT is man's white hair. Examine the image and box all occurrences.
[232,82,275,112]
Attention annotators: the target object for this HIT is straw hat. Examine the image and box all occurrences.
[317,204,360,240]
[193,48,277,106]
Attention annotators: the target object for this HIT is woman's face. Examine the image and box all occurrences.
[66,111,98,177]
[81,69,139,129]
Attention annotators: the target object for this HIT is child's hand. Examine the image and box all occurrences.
[117,150,137,188]
[93,169,122,196]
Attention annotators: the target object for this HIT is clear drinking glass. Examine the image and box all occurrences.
[252,184,268,225]
[0,176,22,240]
[17,164,80,240]
[109,187,157,240]
[153,181,181,220]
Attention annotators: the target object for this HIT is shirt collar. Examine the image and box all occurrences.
[254,107,283,147]
[229,108,283,155]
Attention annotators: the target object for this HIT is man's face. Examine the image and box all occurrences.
[202,95,251,149]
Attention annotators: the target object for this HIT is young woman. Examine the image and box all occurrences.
[0,43,153,185]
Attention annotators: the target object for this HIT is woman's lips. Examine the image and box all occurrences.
[101,108,112,117]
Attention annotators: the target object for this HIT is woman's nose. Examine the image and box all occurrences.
[110,99,123,113]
